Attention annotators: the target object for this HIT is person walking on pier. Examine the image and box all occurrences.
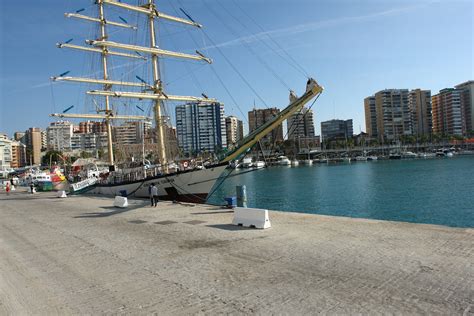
[150,183,159,207]
[5,182,11,196]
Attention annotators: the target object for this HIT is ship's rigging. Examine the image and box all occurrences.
[49,0,323,203]
[51,0,218,169]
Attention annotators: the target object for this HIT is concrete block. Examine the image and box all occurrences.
[57,190,67,198]
[114,196,128,208]
[232,207,271,229]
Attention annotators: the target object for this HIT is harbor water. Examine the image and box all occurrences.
[208,156,474,228]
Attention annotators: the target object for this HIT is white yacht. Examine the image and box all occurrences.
[254,161,266,169]
[291,160,299,166]
[301,159,313,165]
[242,157,253,168]
[402,151,418,159]
[277,156,291,166]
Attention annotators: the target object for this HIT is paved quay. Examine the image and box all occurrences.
[0,190,473,314]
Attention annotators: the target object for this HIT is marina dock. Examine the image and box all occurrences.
[1,190,472,314]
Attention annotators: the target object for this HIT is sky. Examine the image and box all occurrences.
[0,0,472,138]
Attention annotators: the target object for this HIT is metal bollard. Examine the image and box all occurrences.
[236,185,247,208]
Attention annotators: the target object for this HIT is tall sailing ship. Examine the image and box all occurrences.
[50,0,323,203]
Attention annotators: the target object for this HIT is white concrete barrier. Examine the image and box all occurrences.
[232,207,271,229]
[57,190,67,198]
[114,196,128,208]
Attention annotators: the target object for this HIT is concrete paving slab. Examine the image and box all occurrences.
[0,190,472,314]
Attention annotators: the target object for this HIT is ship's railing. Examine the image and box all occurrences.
[96,162,189,185]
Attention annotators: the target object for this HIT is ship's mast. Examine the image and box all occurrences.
[147,0,167,172]
[52,0,214,172]
[98,0,115,167]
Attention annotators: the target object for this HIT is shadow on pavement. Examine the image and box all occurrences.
[206,224,254,231]
[192,211,234,215]
[74,203,147,218]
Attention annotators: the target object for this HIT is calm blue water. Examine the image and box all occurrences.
[208,156,474,228]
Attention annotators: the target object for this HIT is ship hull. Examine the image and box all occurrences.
[88,164,228,203]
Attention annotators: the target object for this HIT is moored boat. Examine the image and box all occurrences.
[277,156,291,166]
[291,160,299,166]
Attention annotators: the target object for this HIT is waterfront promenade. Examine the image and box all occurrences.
[1,190,472,314]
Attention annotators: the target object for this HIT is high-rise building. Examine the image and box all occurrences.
[14,132,25,142]
[11,140,27,168]
[0,134,13,169]
[248,107,283,147]
[176,102,226,154]
[321,119,353,141]
[237,120,244,141]
[455,80,474,134]
[113,121,151,145]
[41,130,47,150]
[374,89,411,142]
[287,107,315,140]
[364,96,377,138]
[79,121,95,134]
[408,89,432,137]
[225,116,244,147]
[432,88,464,136]
[71,133,108,151]
[46,121,74,151]
[24,127,43,165]
[77,121,107,134]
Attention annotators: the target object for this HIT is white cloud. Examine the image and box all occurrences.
[202,3,432,50]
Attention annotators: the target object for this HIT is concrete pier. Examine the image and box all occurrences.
[0,190,472,314]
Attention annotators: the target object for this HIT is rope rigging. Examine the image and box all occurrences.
[229,0,310,78]
[212,0,292,91]
[168,1,250,125]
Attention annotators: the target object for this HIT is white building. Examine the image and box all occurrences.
[47,121,74,151]
[176,102,226,155]
[71,132,108,152]
[0,134,13,170]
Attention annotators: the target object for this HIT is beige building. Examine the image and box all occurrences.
[11,140,27,168]
[455,80,474,134]
[373,89,412,142]
[364,96,377,138]
[225,116,244,147]
[113,121,152,145]
[248,107,283,148]
[409,89,432,137]
[25,127,43,165]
